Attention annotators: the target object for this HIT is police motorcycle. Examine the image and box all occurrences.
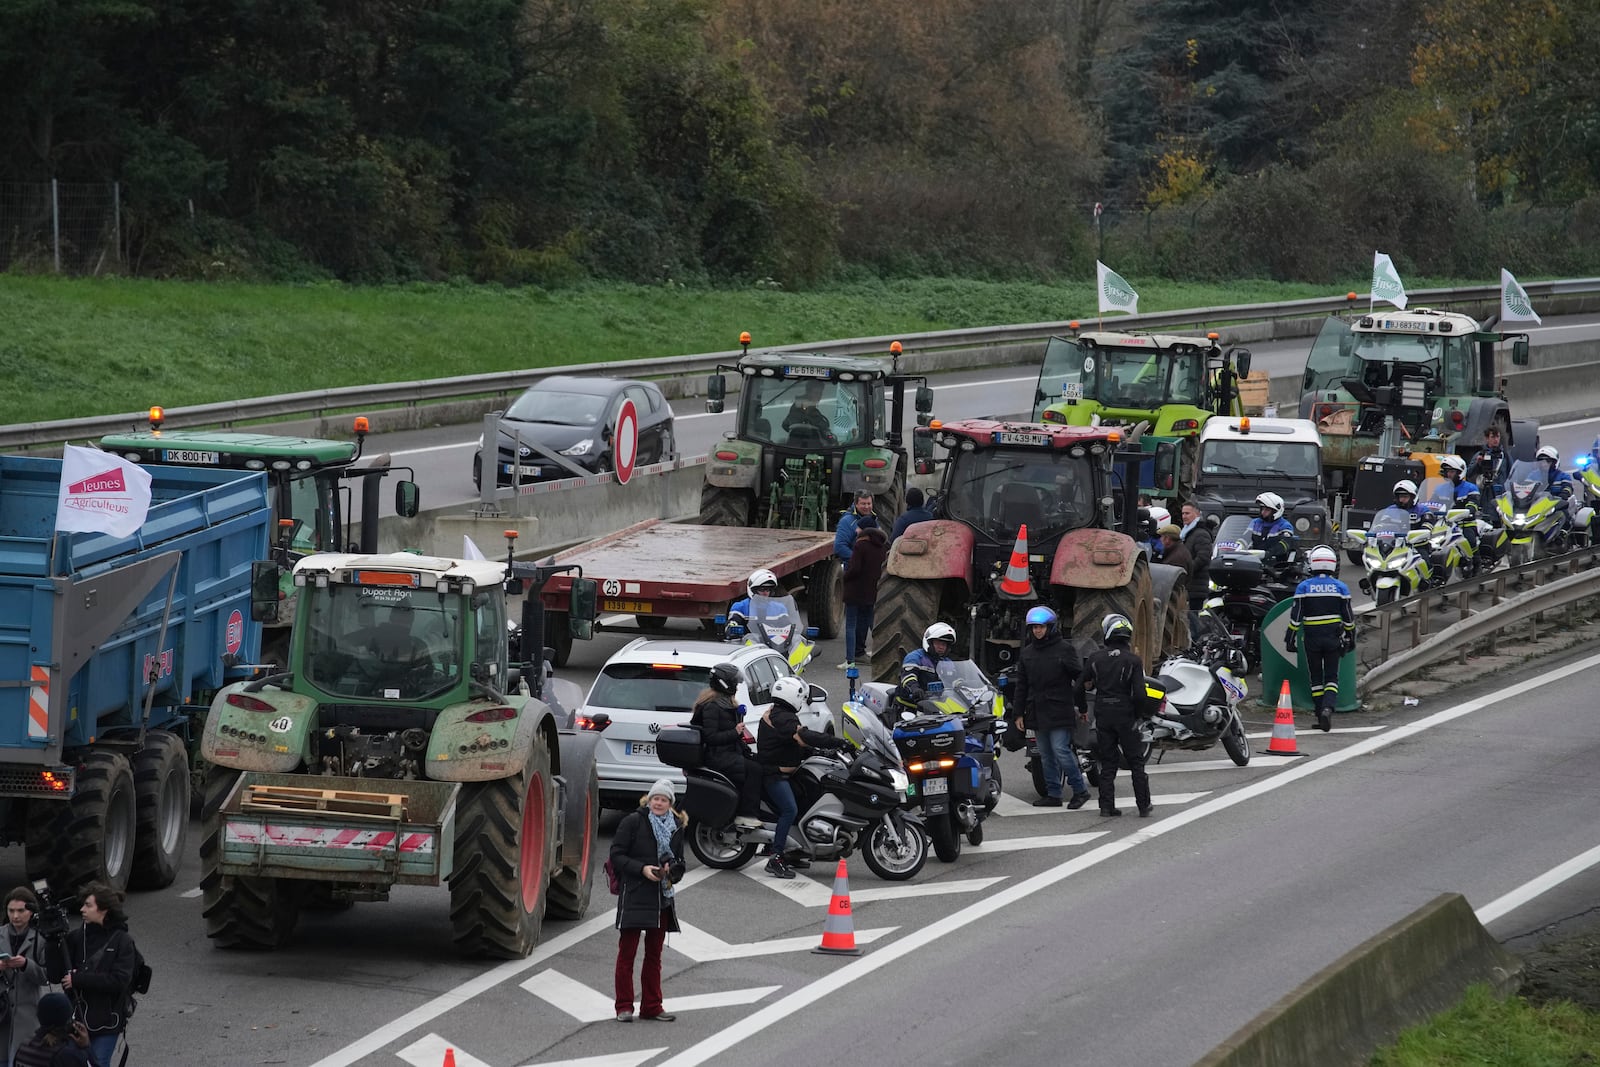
[1140,614,1252,766]
[725,571,818,673]
[1497,460,1576,565]
[1202,515,1301,674]
[1348,505,1433,605]
[1416,476,1475,585]
[1572,444,1600,545]
[848,659,1005,863]
[656,693,928,881]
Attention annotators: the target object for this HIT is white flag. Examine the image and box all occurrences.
[55,444,153,539]
[462,535,487,561]
[1500,268,1542,325]
[1371,251,1408,310]
[1096,260,1139,315]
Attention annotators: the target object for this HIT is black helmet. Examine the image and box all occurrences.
[708,662,741,696]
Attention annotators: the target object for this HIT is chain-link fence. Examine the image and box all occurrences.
[0,181,122,274]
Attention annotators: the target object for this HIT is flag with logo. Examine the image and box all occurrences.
[1500,268,1542,325]
[1096,261,1139,315]
[55,445,153,538]
[462,535,487,561]
[1371,251,1408,310]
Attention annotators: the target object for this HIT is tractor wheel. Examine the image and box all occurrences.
[450,733,556,958]
[1148,562,1190,658]
[201,767,300,949]
[129,731,191,890]
[805,559,844,640]
[876,479,905,533]
[1071,556,1156,663]
[26,749,138,895]
[699,486,752,527]
[548,732,600,921]
[870,575,942,682]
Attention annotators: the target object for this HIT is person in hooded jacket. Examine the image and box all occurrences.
[1075,614,1153,818]
[57,884,133,1067]
[841,515,888,667]
[689,664,763,829]
[1012,606,1091,809]
[611,780,687,1024]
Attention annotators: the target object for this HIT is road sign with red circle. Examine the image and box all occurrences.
[614,398,639,485]
[225,609,245,655]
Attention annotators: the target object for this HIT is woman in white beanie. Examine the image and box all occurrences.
[610,778,686,1023]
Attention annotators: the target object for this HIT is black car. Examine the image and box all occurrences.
[473,375,676,489]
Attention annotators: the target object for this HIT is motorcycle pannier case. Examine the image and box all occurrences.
[892,713,965,758]
[655,726,705,769]
[681,773,738,826]
[1207,551,1265,592]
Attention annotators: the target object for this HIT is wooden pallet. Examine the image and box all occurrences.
[240,784,407,822]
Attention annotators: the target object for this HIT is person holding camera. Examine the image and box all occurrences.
[610,779,686,1024]
[0,888,49,1067]
[12,993,97,1067]
[58,886,133,1067]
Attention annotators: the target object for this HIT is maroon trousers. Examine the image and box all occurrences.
[614,916,668,1015]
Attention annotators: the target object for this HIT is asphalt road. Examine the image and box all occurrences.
[19,631,1594,1067]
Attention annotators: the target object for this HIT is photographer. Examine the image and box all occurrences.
[1,888,49,1067]
[57,886,133,1067]
[12,994,96,1067]
[609,780,686,1024]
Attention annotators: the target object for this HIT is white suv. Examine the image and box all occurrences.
[582,638,834,809]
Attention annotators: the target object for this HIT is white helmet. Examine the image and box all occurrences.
[1438,454,1466,477]
[922,622,957,656]
[1308,545,1338,574]
[769,675,808,711]
[1537,445,1560,464]
[1147,505,1171,526]
[747,568,780,598]
[1393,479,1417,498]
[1255,492,1284,519]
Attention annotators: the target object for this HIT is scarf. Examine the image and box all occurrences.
[1180,517,1199,540]
[648,811,677,900]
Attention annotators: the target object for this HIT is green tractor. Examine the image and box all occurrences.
[1032,330,1253,500]
[700,335,935,531]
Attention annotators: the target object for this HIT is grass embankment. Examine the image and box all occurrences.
[3,273,1399,426]
[1370,984,1600,1065]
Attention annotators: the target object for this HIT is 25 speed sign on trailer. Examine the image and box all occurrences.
[614,398,638,485]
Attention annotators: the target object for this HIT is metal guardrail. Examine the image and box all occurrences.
[1360,545,1600,693]
[10,278,1600,451]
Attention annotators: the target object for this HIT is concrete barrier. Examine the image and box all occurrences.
[1194,893,1522,1067]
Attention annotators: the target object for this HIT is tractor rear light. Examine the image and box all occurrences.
[226,693,276,712]
[863,458,888,469]
[1041,410,1065,424]
[465,706,516,723]
[715,450,740,462]
[1172,419,1200,431]
[1450,410,1464,429]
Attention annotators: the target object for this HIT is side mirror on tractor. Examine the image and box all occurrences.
[1152,441,1178,493]
[1230,348,1252,378]
[915,384,935,415]
[1511,338,1530,367]
[394,480,420,518]
[569,576,598,641]
[250,560,281,623]
[706,374,726,415]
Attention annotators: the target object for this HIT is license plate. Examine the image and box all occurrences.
[625,741,656,757]
[1060,382,1083,401]
[502,464,542,477]
[995,432,1049,446]
[163,449,219,464]
[923,777,949,795]
[604,600,652,613]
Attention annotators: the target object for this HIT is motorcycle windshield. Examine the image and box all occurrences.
[1369,507,1413,545]
[745,594,802,653]
[848,704,902,767]
[1417,476,1455,518]
[936,658,998,711]
[1506,460,1549,509]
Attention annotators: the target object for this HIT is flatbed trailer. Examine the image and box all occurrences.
[537,519,840,662]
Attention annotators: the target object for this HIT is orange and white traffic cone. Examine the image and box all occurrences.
[812,858,863,955]
[1265,680,1302,756]
[999,524,1034,597]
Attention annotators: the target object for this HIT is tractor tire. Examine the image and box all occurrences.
[548,732,600,920]
[450,733,556,958]
[635,615,668,632]
[26,749,138,895]
[1148,562,1190,658]
[870,575,942,682]
[201,767,300,949]
[699,486,752,527]
[129,731,191,890]
[1071,556,1156,664]
[875,479,905,533]
[805,559,844,640]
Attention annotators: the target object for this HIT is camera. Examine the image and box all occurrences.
[30,880,75,942]
[657,855,675,891]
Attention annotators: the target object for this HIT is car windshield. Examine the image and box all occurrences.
[303,584,464,700]
[587,662,712,713]
[1035,337,1208,415]
[741,374,875,448]
[505,389,608,427]
[943,448,1095,540]
[1199,440,1320,478]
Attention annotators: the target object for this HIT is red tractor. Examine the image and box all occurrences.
[870,419,1190,681]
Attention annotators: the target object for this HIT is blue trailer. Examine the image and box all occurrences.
[0,455,270,895]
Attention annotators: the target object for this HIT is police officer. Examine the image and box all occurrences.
[1012,607,1090,809]
[1247,492,1297,565]
[1074,614,1152,818]
[688,663,763,830]
[1438,454,1483,565]
[1392,479,1424,523]
[1535,445,1576,543]
[1284,546,1354,733]
[896,622,955,712]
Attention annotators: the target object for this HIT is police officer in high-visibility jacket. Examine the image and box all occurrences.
[1283,545,1355,732]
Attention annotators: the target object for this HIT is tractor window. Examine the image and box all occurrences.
[285,473,324,552]
[1440,335,1472,394]
[742,376,871,449]
[472,590,506,682]
[1304,317,1358,394]
[943,449,1095,539]
[303,585,463,700]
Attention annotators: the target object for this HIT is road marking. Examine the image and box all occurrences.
[670,921,896,961]
[740,866,1003,908]
[652,649,1600,1067]
[991,791,1208,816]
[1475,841,1600,926]
[400,1033,667,1067]
[179,887,202,898]
[1145,755,1301,775]
[1242,726,1386,739]
[1539,414,1600,430]
[520,969,778,1023]
[965,832,1108,852]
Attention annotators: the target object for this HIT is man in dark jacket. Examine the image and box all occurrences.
[1179,501,1214,610]
[1157,524,1192,577]
[1012,606,1091,809]
[842,516,888,666]
[1075,614,1153,818]
[890,487,935,539]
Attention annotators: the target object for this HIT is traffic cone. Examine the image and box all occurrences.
[812,858,863,955]
[999,524,1034,597]
[1265,680,1303,756]
[442,1050,457,1067]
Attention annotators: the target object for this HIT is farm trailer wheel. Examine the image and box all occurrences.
[129,731,191,890]
[200,768,300,949]
[1070,556,1156,664]
[548,731,600,921]
[450,732,556,958]
[805,559,844,641]
[27,749,138,896]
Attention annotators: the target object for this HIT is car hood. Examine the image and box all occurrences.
[496,418,598,452]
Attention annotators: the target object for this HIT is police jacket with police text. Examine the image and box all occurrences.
[1074,642,1146,721]
[1286,576,1355,646]
[1013,632,1082,732]
[1247,516,1297,559]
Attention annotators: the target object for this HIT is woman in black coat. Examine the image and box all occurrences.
[611,779,687,1024]
[59,882,135,1067]
[689,663,762,827]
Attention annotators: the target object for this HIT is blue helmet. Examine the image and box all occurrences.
[1025,606,1057,627]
